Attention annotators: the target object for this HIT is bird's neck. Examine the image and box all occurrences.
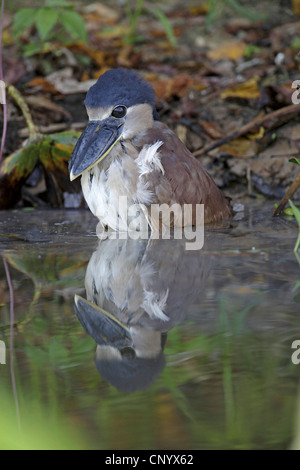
[94,140,140,173]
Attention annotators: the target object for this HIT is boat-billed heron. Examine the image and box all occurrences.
[69,68,231,232]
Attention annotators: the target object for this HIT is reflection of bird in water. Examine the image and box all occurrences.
[74,237,214,392]
[69,68,231,232]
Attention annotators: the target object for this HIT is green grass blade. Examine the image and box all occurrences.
[151,9,177,47]
[289,199,300,253]
[289,158,300,165]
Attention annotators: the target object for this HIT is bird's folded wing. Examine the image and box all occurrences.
[133,122,232,224]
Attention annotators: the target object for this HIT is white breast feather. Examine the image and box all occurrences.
[81,151,155,231]
[136,141,164,177]
[142,288,169,322]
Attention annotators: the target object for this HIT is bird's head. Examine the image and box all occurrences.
[69,68,157,181]
[73,294,166,392]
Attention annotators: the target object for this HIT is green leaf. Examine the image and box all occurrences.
[289,157,300,165]
[46,0,73,8]
[59,10,87,42]
[49,130,81,147]
[71,337,95,356]
[0,143,39,178]
[227,0,265,22]
[35,8,58,40]
[151,9,177,47]
[289,199,300,226]
[292,279,300,291]
[289,199,300,253]
[13,8,37,37]
[244,44,260,59]
[23,42,44,57]
[38,135,75,170]
[293,292,300,303]
[48,337,69,365]
[291,37,300,51]
[284,207,294,216]
[25,346,48,367]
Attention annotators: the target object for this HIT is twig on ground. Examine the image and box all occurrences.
[273,168,300,216]
[193,104,300,157]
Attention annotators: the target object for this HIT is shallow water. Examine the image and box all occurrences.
[0,201,299,450]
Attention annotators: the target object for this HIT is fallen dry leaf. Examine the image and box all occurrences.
[26,77,59,95]
[96,25,130,40]
[213,137,258,158]
[25,95,71,119]
[194,105,300,158]
[247,126,265,140]
[270,21,300,52]
[226,18,254,34]
[292,0,300,16]
[251,153,299,183]
[117,45,141,68]
[189,5,208,15]
[150,74,194,101]
[198,120,224,139]
[46,68,96,95]
[83,2,119,23]
[68,43,107,67]
[220,76,260,100]
[207,39,247,61]
[92,67,111,79]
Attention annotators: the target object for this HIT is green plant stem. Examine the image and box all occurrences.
[226,0,261,22]
[0,0,7,163]
[289,199,300,254]
[125,0,145,45]
[6,83,39,141]
[274,169,300,216]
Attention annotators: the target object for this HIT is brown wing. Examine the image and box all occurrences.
[133,122,232,225]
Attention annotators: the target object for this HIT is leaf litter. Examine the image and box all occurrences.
[1,0,300,210]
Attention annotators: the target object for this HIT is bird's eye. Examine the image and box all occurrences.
[111,105,127,118]
[120,347,136,360]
